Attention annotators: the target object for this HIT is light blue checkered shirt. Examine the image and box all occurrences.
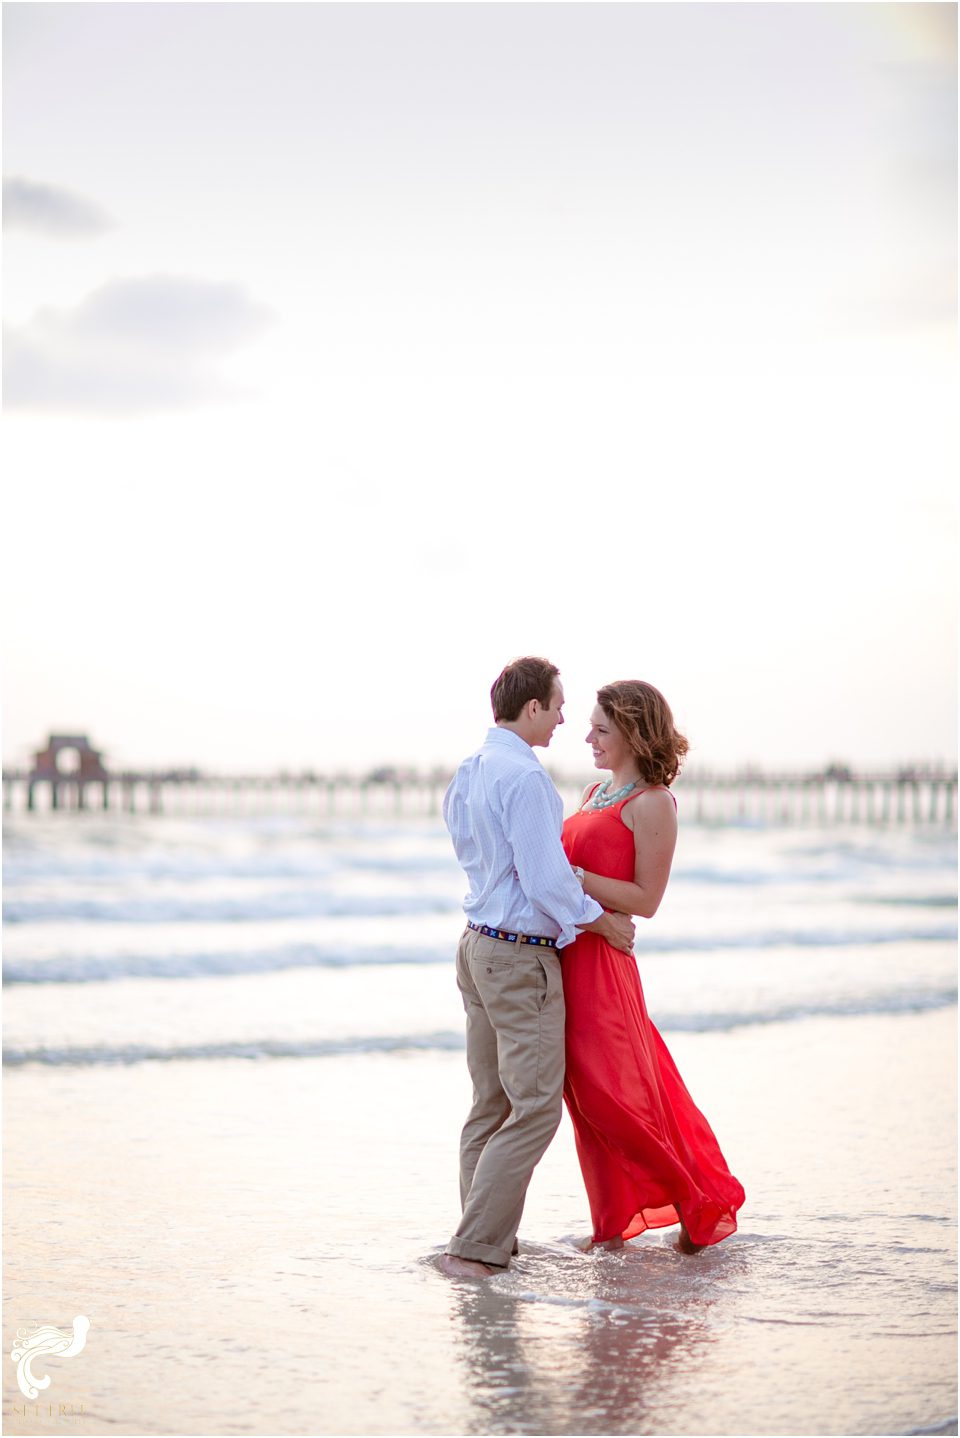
[443,727,603,949]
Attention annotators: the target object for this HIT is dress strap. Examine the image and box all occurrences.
[615,785,678,810]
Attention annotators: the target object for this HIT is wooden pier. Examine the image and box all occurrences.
[2,764,956,827]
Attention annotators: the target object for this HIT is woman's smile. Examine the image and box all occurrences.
[587,704,628,770]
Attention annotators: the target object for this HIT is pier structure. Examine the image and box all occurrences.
[1,739,956,826]
[24,734,110,812]
[657,769,956,828]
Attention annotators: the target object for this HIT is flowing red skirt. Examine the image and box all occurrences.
[561,930,745,1247]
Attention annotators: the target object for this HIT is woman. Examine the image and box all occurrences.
[561,680,745,1252]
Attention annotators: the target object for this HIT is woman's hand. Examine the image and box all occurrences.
[581,909,635,953]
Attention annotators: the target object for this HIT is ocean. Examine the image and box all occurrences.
[2,807,957,1436]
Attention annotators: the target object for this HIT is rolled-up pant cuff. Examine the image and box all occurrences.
[445,1237,511,1267]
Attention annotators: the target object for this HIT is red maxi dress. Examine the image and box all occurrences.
[561,788,745,1247]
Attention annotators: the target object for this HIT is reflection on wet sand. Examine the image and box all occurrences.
[441,1238,737,1435]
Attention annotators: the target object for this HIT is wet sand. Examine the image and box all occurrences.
[3,1008,956,1437]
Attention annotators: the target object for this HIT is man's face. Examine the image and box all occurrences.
[531,681,565,747]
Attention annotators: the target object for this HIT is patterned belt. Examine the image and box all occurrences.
[467,920,557,950]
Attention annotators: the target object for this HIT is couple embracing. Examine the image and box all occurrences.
[439,656,744,1278]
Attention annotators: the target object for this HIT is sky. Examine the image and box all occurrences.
[3,1,956,777]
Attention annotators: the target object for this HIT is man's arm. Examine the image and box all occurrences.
[500,770,634,953]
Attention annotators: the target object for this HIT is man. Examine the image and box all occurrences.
[439,657,636,1278]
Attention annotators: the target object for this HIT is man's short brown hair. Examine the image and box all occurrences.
[490,657,560,723]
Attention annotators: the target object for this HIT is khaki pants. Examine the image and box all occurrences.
[445,924,565,1268]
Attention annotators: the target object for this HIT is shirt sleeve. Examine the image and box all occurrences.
[500,768,604,948]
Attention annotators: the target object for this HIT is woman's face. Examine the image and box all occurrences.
[586,704,633,772]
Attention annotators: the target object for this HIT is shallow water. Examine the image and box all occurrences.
[3,814,957,1435]
[3,1014,956,1436]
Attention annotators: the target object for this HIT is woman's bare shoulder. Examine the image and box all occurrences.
[621,786,678,830]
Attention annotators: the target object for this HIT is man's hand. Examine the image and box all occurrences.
[581,909,635,953]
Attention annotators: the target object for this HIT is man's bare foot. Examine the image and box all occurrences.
[572,1234,625,1253]
[676,1224,705,1255]
[438,1253,496,1279]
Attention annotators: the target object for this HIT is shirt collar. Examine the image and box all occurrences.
[484,726,537,759]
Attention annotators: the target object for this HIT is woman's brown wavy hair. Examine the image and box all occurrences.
[596,680,689,787]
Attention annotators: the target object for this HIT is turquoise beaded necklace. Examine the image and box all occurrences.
[586,778,645,810]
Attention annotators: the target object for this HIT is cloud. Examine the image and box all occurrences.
[3,175,115,238]
[4,274,273,413]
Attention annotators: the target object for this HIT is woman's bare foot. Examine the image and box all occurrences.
[676,1223,705,1254]
[572,1234,625,1253]
[438,1253,496,1278]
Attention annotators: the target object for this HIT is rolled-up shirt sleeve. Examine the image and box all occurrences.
[500,769,604,948]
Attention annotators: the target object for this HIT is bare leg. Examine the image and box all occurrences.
[676,1220,705,1255]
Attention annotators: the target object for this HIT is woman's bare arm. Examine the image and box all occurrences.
[581,789,678,919]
